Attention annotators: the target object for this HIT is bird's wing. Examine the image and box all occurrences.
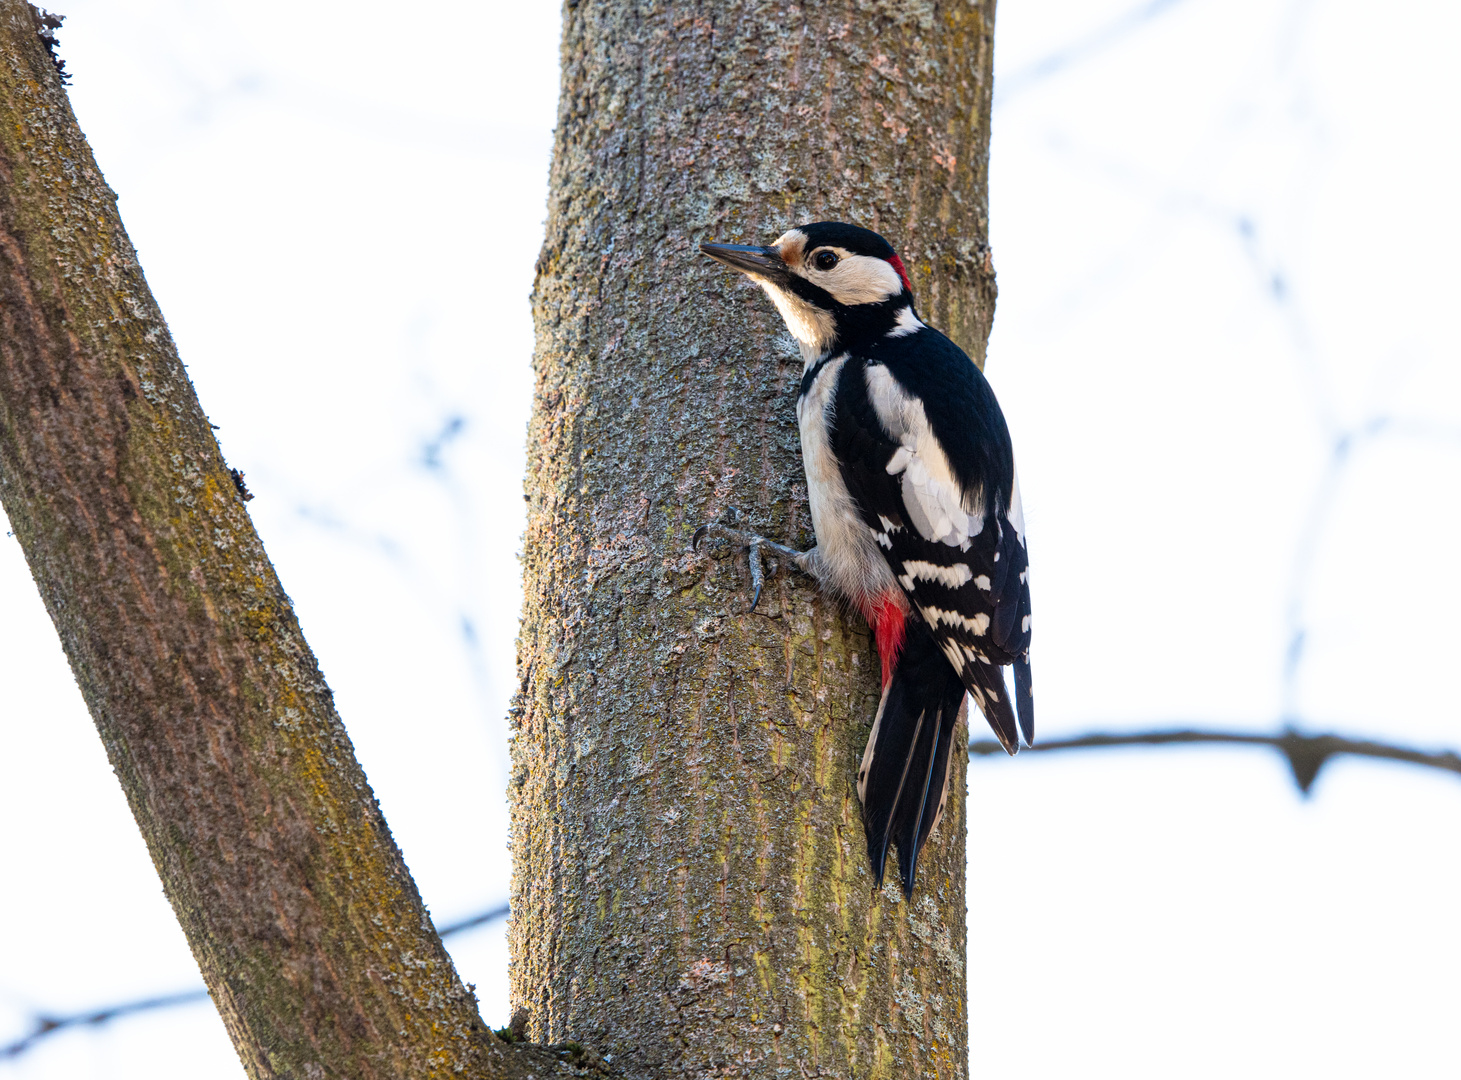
[831,354,1033,750]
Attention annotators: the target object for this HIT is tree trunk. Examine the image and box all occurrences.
[0,5,579,1077]
[512,2,998,1077]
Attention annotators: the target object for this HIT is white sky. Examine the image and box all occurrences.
[1,1,1457,1077]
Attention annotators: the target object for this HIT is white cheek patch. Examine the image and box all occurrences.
[819,254,904,306]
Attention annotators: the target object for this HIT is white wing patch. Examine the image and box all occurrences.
[920,605,991,637]
[900,560,973,590]
[867,365,986,550]
[899,450,976,549]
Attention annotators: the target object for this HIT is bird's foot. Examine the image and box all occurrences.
[692,509,811,614]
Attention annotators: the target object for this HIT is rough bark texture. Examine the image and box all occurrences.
[0,6,585,1078]
[513,3,998,1078]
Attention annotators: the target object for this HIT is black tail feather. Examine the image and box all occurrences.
[863,708,923,888]
[1013,651,1034,745]
[965,657,1020,756]
[859,619,966,897]
[898,717,954,898]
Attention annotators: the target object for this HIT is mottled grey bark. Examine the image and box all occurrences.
[513,2,998,1078]
[0,5,588,1077]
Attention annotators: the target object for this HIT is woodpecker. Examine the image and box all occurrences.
[695,222,1032,898]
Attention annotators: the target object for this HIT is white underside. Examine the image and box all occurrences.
[796,355,899,611]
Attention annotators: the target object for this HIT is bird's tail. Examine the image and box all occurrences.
[856,618,967,897]
[962,650,1031,755]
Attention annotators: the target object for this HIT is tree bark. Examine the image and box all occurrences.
[0,5,579,1077]
[513,2,997,1077]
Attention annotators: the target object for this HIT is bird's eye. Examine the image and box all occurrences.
[814,250,839,271]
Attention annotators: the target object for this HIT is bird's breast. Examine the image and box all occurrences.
[796,354,898,609]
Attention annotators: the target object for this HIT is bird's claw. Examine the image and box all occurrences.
[691,515,807,615]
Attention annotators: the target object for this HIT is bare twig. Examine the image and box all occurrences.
[971,727,1461,794]
[1,903,511,1059]
[0,990,213,1060]
[437,903,511,937]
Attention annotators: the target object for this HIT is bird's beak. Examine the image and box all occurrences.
[700,242,791,284]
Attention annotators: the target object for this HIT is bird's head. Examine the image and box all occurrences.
[700,221,919,363]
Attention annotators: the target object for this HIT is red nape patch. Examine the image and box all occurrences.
[866,593,907,689]
[887,254,912,293]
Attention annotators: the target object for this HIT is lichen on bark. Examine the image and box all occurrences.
[512,2,999,1077]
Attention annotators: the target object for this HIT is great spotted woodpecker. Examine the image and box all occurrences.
[695,222,1032,897]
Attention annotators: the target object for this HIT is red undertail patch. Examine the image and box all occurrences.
[867,593,907,689]
[887,254,912,293]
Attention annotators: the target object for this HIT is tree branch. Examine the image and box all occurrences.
[0,6,573,1076]
[970,726,1461,793]
[2,904,514,1062]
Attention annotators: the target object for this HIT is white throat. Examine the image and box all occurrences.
[759,281,837,366]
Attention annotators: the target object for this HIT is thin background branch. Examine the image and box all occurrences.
[971,727,1461,794]
[0,905,510,1061]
